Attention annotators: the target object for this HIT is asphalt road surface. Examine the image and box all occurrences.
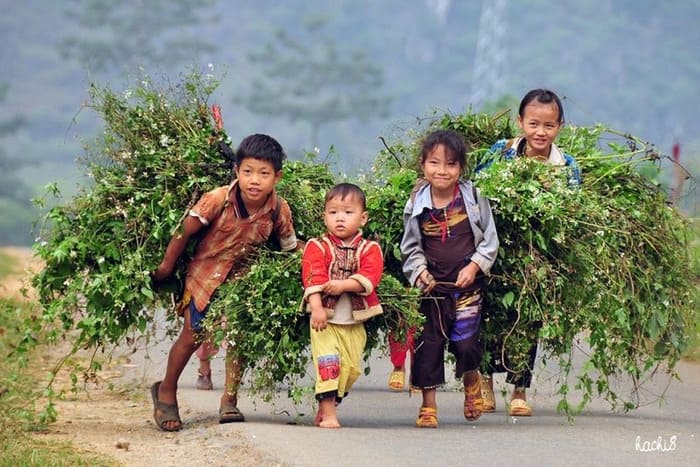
[135,316,699,467]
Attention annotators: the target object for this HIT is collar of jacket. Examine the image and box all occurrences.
[323,231,364,248]
[410,180,475,217]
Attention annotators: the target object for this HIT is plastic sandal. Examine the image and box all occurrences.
[416,406,438,428]
[196,371,213,390]
[150,381,182,432]
[508,398,533,416]
[219,400,245,423]
[388,369,405,391]
[481,377,496,413]
[463,372,484,421]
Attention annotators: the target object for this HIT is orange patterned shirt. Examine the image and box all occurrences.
[185,180,297,310]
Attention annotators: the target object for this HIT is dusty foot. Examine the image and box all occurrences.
[153,382,182,431]
[318,415,341,429]
[314,407,341,428]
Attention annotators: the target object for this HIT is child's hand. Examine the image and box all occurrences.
[455,262,480,288]
[310,307,328,332]
[417,270,436,293]
[151,263,173,282]
[322,280,345,296]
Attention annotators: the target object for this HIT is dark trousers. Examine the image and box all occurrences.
[485,321,540,388]
[410,289,483,389]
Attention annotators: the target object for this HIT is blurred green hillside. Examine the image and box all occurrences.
[1,0,698,245]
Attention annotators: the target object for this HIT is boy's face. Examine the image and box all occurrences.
[324,194,368,242]
[234,158,281,208]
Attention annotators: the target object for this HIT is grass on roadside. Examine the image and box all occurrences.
[0,250,15,277]
[684,218,700,362]
[0,274,117,466]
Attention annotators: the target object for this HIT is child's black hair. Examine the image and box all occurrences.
[518,89,565,124]
[325,183,367,210]
[235,133,286,172]
[419,129,467,171]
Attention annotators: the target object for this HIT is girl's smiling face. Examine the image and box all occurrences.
[517,101,562,156]
[421,143,461,197]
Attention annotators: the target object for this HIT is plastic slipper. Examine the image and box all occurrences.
[196,371,213,390]
[388,369,405,391]
[416,406,438,428]
[219,400,245,423]
[463,372,484,421]
[509,398,532,417]
[481,377,496,413]
[150,381,182,432]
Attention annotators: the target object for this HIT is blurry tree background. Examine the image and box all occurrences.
[0,0,698,245]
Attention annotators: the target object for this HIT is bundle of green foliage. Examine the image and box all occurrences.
[29,71,422,404]
[377,111,695,416]
[203,158,422,403]
[32,72,232,350]
[30,71,694,417]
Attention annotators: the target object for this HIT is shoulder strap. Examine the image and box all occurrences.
[266,198,283,250]
[271,198,281,225]
[504,138,518,156]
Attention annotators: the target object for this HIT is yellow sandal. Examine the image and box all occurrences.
[463,371,484,421]
[508,398,532,416]
[388,369,405,391]
[416,406,438,428]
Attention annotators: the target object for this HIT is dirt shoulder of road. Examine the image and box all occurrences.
[1,246,278,467]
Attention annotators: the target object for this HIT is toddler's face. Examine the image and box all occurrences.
[235,158,281,208]
[324,194,367,242]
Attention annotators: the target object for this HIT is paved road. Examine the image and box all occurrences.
[7,241,692,466]
[137,314,699,467]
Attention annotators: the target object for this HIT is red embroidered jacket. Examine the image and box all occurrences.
[301,232,383,322]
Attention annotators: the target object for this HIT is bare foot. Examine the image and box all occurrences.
[157,382,177,405]
[318,415,341,429]
[316,398,341,429]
